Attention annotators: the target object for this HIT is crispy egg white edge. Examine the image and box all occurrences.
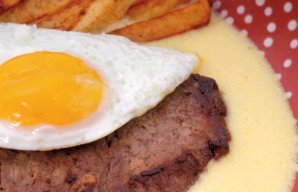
[0,23,198,151]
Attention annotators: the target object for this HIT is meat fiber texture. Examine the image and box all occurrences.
[0,74,230,192]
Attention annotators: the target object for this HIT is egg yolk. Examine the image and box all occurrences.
[0,51,104,127]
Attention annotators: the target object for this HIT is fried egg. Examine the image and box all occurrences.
[0,23,197,150]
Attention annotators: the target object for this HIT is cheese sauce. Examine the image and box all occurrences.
[150,14,298,192]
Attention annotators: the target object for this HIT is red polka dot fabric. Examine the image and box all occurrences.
[211,0,298,191]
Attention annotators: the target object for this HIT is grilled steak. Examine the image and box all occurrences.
[0,74,230,192]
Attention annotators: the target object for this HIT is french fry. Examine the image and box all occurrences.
[0,0,72,23]
[0,0,20,10]
[110,0,210,42]
[128,0,190,21]
[32,0,94,31]
[72,0,139,33]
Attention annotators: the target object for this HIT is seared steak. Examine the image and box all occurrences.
[0,74,230,192]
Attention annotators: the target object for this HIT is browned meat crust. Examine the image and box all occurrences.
[0,74,230,192]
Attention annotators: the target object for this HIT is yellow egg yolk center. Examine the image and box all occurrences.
[0,51,104,127]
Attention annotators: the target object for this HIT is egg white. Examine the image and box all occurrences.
[0,23,197,150]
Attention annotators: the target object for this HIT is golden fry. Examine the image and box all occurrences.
[111,0,210,42]
[0,0,20,10]
[128,0,189,21]
[72,0,139,33]
[32,0,93,31]
[0,0,72,23]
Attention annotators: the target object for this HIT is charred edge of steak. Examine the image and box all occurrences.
[113,74,230,192]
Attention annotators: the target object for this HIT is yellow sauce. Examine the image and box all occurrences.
[150,14,298,192]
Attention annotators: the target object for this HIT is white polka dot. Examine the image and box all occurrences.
[220,10,228,18]
[212,1,222,10]
[244,15,253,24]
[288,20,297,31]
[290,39,298,49]
[264,7,273,16]
[286,91,292,99]
[283,59,292,68]
[284,2,293,13]
[240,29,248,36]
[267,22,276,33]
[276,73,282,80]
[225,17,234,24]
[255,0,265,6]
[237,5,245,15]
[263,37,273,47]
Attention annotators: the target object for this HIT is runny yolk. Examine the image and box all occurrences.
[0,51,104,127]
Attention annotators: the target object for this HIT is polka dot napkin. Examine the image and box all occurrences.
[211,0,298,120]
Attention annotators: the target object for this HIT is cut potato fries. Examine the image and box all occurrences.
[111,0,210,42]
[128,0,189,21]
[32,0,94,31]
[0,0,20,10]
[0,0,72,23]
[72,0,139,33]
[0,0,211,41]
